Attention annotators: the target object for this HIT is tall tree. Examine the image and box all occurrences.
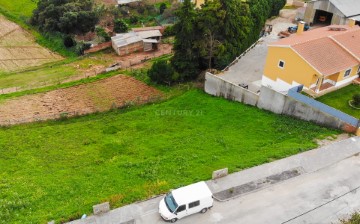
[196,0,225,70]
[171,0,200,80]
[214,0,253,68]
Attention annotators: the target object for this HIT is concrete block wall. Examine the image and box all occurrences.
[258,86,357,132]
[204,72,259,106]
[205,73,358,133]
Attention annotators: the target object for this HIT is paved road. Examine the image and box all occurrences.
[69,137,360,224]
[137,154,360,224]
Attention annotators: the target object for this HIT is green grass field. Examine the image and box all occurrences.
[0,90,338,223]
[317,84,360,118]
[0,0,36,20]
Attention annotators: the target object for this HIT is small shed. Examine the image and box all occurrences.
[111,30,162,56]
[111,32,143,56]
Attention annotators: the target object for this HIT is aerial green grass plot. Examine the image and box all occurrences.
[0,90,338,223]
[0,0,36,20]
[317,84,360,118]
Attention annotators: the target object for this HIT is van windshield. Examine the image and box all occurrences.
[164,193,178,213]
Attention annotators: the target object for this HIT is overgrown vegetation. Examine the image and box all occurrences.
[0,90,338,223]
[317,84,360,118]
[148,60,177,85]
[340,212,360,224]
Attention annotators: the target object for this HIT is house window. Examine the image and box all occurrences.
[357,66,360,75]
[344,68,351,78]
[189,201,200,209]
[278,60,285,69]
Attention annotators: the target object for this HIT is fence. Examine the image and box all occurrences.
[288,86,359,127]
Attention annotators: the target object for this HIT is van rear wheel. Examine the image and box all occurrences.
[170,218,178,223]
[200,208,208,213]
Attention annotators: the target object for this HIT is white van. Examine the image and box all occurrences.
[159,181,213,223]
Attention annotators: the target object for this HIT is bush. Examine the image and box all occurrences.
[163,25,175,37]
[148,60,177,85]
[95,26,111,42]
[63,35,75,48]
[130,16,139,24]
[75,41,92,55]
[160,3,167,14]
[352,93,360,107]
[114,19,129,33]
[340,212,360,224]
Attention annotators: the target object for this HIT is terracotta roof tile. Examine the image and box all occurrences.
[292,37,358,76]
[332,29,360,60]
[270,25,360,76]
[271,25,360,46]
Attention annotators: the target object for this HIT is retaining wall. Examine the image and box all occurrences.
[205,72,259,106]
[205,72,359,133]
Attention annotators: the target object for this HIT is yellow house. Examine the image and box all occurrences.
[262,22,360,96]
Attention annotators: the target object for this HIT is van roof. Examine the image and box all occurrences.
[172,181,212,206]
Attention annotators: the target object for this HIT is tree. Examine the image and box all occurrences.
[113,19,129,33]
[171,0,200,80]
[196,0,225,70]
[160,3,167,14]
[31,0,99,35]
[148,60,177,85]
[63,35,76,48]
[270,0,286,17]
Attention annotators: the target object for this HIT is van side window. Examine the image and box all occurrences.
[189,200,200,208]
[176,205,186,213]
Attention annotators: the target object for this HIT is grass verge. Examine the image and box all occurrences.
[0,89,339,223]
[317,84,360,118]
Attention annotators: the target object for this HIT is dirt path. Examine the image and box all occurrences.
[0,75,162,125]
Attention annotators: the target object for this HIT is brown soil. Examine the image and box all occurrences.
[0,75,162,125]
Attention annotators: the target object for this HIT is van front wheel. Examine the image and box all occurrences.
[200,208,208,213]
[170,218,178,223]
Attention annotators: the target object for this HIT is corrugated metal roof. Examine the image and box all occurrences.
[143,39,159,43]
[111,32,142,48]
[349,15,360,21]
[329,0,360,17]
[117,0,141,5]
[136,30,162,39]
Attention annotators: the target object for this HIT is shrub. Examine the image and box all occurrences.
[352,93,360,107]
[95,26,111,42]
[163,25,175,37]
[148,60,177,85]
[340,212,360,224]
[130,16,139,24]
[63,35,75,48]
[75,41,92,55]
[160,3,167,14]
[114,19,129,33]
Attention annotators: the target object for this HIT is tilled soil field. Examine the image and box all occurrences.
[0,75,162,125]
[0,15,62,72]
